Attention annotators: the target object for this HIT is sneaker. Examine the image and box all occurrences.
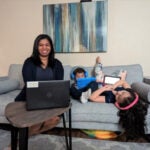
[80,92,88,104]
[87,88,91,98]
[80,89,91,104]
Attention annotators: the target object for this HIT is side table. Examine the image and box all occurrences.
[5,102,72,150]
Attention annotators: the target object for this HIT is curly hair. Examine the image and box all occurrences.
[117,88,149,141]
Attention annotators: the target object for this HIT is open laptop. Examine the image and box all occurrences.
[26,80,70,110]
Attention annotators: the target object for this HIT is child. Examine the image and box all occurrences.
[70,56,105,103]
[70,67,98,103]
[89,70,128,103]
[115,88,150,142]
[89,70,150,141]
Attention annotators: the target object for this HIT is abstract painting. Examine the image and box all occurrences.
[43,0,107,53]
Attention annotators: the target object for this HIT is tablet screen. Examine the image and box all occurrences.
[104,75,120,85]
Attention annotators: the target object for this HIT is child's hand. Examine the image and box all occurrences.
[102,85,113,91]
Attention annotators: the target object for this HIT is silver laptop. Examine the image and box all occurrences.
[26,80,70,110]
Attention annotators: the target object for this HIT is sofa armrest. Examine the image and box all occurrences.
[0,79,20,94]
[144,76,150,85]
[0,76,9,81]
[131,82,150,102]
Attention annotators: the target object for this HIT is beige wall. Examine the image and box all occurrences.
[0,0,150,76]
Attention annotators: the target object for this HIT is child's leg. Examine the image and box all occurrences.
[85,81,98,92]
[70,85,83,100]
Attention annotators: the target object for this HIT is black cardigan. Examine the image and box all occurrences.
[15,57,64,101]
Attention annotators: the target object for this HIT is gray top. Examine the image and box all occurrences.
[36,66,54,81]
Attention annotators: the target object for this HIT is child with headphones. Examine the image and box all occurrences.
[70,56,104,103]
[70,67,99,103]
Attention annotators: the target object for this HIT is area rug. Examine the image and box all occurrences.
[0,129,150,150]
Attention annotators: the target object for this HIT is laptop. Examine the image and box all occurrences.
[26,80,70,110]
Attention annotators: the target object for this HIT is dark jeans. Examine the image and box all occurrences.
[70,81,98,100]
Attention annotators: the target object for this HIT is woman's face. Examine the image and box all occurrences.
[38,39,51,57]
[112,90,131,103]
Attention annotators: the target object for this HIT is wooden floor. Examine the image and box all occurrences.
[44,127,150,143]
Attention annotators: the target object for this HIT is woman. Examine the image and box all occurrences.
[89,72,150,141]
[15,34,64,101]
[15,34,64,135]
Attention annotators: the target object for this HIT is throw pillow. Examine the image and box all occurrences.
[131,82,150,101]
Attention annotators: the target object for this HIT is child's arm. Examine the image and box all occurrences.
[112,70,130,89]
[89,85,113,103]
[112,80,131,89]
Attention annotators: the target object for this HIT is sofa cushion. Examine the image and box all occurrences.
[71,100,119,124]
[0,79,19,94]
[8,64,24,89]
[63,65,71,80]
[0,90,20,116]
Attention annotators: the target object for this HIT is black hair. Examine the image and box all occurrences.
[73,67,86,76]
[118,88,136,108]
[31,34,55,67]
[117,88,149,141]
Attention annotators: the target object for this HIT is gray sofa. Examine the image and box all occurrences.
[0,64,150,133]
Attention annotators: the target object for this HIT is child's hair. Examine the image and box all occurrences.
[73,67,86,76]
[117,88,149,141]
[71,67,88,79]
[115,88,138,110]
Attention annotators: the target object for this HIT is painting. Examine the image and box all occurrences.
[43,0,108,53]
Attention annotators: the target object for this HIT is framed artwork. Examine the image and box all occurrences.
[43,0,108,53]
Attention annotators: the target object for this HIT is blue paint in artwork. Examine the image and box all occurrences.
[54,5,62,52]
[96,2,103,51]
[69,3,80,52]
[69,4,78,23]
[80,4,88,51]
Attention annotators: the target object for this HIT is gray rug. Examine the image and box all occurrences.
[0,129,150,150]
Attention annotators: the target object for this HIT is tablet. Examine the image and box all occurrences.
[103,75,121,85]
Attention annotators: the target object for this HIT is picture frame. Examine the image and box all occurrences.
[43,0,108,53]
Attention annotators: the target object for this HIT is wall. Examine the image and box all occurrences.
[0,0,150,76]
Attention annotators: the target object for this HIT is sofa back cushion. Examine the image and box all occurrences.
[102,64,143,84]
[8,64,24,89]
[8,64,72,89]
[63,65,72,80]
[8,63,143,89]
[80,64,143,85]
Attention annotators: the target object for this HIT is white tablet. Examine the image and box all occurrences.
[103,75,121,85]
